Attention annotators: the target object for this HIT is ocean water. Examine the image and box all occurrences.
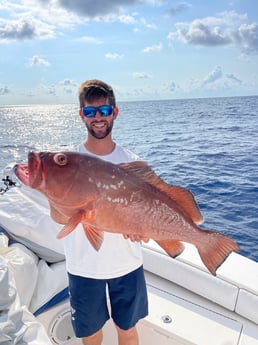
[0,96,257,261]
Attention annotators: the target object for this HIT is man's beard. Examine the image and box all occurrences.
[86,119,114,139]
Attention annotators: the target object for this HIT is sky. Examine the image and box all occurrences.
[0,0,257,105]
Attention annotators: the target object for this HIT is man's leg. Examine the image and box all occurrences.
[82,329,103,345]
[68,273,109,342]
[109,266,148,345]
[116,325,139,345]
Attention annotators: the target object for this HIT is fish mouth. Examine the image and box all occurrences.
[14,152,43,188]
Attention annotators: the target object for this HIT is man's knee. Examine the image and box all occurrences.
[82,329,103,345]
[116,325,139,343]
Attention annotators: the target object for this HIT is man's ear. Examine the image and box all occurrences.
[79,109,85,121]
[113,106,119,120]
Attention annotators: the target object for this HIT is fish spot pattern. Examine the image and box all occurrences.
[96,180,125,191]
[106,196,129,205]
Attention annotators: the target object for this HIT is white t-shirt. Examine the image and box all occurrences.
[61,143,143,279]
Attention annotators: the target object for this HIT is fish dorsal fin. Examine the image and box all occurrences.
[118,161,159,183]
[119,161,203,224]
[164,186,203,224]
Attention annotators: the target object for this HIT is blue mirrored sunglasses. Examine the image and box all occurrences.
[82,105,113,118]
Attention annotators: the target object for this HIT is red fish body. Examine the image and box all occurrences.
[14,151,239,275]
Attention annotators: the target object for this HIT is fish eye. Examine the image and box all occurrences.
[54,153,68,166]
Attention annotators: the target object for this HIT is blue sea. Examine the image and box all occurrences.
[1,96,257,262]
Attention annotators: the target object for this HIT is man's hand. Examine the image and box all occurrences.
[123,234,149,243]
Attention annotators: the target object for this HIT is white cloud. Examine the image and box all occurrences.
[164,2,192,17]
[0,16,56,42]
[118,14,136,24]
[38,83,56,96]
[29,55,51,67]
[184,66,243,93]
[0,0,80,43]
[0,86,10,95]
[225,73,242,84]
[0,0,159,44]
[58,0,144,17]
[105,53,124,59]
[234,22,258,54]
[142,42,163,53]
[132,72,152,79]
[167,81,177,92]
[167,11,258,54]
[0,18,36,42]
[59,79,77,95]
[140,17,157,29]
[23,0,81,28]
[59,79,77,86]
[79,36,103,44]
[202,66,223,86]
[168,19,230,46]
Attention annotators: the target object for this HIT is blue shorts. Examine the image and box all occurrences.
[68,266,148,338]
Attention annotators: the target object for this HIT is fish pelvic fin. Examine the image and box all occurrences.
[83,224,104,251]
[119,161,203,224]
[156,240,185,258]
[197,230,240,275]
[57,210,85,239]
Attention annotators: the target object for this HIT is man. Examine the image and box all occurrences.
[62,79,148,345]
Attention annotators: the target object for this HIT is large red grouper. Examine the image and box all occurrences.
[14,151,239,275]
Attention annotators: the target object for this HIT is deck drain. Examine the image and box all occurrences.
[162,315,172,324]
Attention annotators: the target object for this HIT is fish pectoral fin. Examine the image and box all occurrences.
[83,224,104,251]
[57,210,85,239]
[50,205,69,224]
[156,240,185,258]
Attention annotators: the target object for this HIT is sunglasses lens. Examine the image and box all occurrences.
[82,105,113,118]
[99,105,113,116]
[83,107,96,118]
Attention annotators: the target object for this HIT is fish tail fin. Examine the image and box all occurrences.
[197,230,240,275]
[156,240,185,258]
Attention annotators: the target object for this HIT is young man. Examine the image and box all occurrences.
[62,79,148,345]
